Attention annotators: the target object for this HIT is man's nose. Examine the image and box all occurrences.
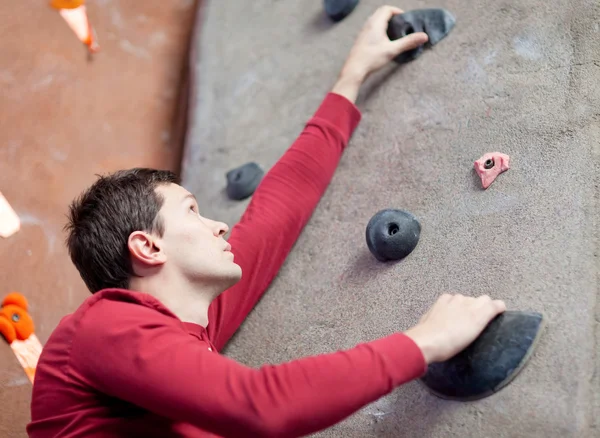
[212,220,229,237]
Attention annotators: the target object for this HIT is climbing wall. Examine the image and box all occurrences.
[181,0,600,436]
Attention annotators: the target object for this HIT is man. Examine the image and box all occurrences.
[28,6,506,438]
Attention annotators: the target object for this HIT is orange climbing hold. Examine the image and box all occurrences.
[1,292,43,383]
[50,0,85,9]
[50,0,99,53]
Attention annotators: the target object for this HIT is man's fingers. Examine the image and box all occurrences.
[390,32,428,55]
[493,299,507,313]
[438,293,453,304]
[475,294,492,305]
[480,299,506,323]
[372,5,404,22]
[421,293,452,322]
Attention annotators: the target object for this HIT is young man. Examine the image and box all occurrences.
[28,6,506,438]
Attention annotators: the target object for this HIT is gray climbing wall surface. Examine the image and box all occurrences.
[181,1,600,436]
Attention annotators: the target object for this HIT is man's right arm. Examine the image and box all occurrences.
[71,301,425,438]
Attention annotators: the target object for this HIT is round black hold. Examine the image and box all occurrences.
[225,162,264,201]
[324,0,360,22]
[484,158,495,169]
[387,14,425,63]
[365,209,421,262]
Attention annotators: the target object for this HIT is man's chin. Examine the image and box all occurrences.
[228,263,243,283]
[235,265,243,281]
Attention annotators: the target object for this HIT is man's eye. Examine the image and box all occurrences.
[190,205,201,216]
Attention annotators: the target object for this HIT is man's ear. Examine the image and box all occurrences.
[128,231,167,268]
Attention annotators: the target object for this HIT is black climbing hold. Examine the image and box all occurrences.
[387,8,456,63]
[420,310,545,401]
[324,0,359,22]
[225,162,264,201]
[484,158,495,169]
[365,209,421,262]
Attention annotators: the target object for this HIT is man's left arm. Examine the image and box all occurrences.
[207,5,428,351]
[207,90,361,350]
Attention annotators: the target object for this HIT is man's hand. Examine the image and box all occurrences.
[332,5,428,103]
[404,294,507,364]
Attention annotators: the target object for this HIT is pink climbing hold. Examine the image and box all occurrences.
[474,152,510,189]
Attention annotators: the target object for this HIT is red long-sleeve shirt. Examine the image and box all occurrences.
[27,93,427,438]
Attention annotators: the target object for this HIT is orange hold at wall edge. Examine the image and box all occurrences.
[50,0,100,54]
[50,0,85,9]
[1,293,43,383]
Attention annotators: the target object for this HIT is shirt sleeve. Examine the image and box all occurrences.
[70,301,427,438]
[207,93,362,350]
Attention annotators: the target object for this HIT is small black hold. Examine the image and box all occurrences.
[387,8,456,63]
[420,311,545,401]
[366,209,421,262]
[225,162,264,201]
[324,0,360,22]
[484,158,495,169]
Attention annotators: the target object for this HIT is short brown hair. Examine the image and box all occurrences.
[65,168,179,293]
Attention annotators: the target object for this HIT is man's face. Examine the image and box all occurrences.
[153,183,242,290]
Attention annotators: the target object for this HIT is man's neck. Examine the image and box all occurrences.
[129,275,222,327]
